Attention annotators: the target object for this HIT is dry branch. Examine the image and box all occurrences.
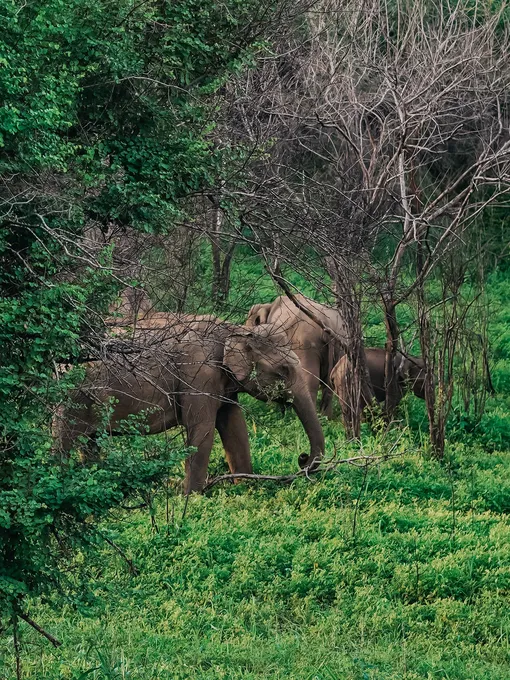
[268,264,349,349]
[224,0,510,447]
[202,451,404,491]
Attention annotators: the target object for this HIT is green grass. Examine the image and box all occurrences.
[2,398,509,679]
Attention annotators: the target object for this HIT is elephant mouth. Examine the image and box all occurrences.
[247,379,293,404]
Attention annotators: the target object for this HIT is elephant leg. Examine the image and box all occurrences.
[215,401,253,478]
[182,397,218,494]
[319,342,340,419]
[184,422,216,494]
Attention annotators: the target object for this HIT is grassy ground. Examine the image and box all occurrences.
[2,399,509,679]
[2,266,509,679]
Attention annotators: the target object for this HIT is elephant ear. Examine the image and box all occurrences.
[223,333,255,383]
[246,303,271,327]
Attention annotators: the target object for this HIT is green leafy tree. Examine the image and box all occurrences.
[0,0,279,661]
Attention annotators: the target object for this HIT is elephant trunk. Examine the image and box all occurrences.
[290,370,325,470]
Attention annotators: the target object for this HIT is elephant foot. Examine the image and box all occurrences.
[319,400,334,420]
[298,453,321,471]
[298,453,308,468]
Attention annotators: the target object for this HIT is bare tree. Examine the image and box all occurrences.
[222,0,510,446]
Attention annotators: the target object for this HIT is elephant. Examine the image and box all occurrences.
[54,319,325,493]
[106,310,219,336]
[330,347,426,420]
[245,295,347,418]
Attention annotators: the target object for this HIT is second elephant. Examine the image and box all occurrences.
[246,295,347,418]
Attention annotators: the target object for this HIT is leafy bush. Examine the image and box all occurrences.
[3,435,509,679]
[0,0,277,655]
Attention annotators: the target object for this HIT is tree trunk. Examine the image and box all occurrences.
[210,204,234,304]
[382,294,401,419]
[416,240,443,458]
[328,256,373,437]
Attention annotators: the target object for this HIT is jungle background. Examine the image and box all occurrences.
[0,0,509,677]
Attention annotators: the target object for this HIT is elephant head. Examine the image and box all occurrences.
[396,353,427,399]
[223,325,325,469]
[245,302,272,327]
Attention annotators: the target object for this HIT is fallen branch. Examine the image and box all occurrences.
[97,532,139,576]
[18,613,62,648]
[202,452,401,491]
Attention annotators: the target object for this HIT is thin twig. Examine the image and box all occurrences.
[352,462,370,539]
[18,613,62,648]
[13,616,22,680]
[267,265,349,350]
[97,532,139,576]
[181,492,191,521]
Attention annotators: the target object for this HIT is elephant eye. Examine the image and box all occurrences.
[276,365,289,378]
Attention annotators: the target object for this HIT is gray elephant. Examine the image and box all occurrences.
[106,310,218,335]
[330,347,426,420]
[246,295,347,418]
[55,319,325,493]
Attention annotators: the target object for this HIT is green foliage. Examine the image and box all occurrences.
[0,1,508,676]
[0,0,271,226]
[0,0,278,644]
[1,411,509,679]
[1,262,508,676]
[0,442,184,619]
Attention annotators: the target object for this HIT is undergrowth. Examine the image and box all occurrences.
[1,400,509,679]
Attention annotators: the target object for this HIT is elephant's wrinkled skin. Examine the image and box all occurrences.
[330,347,426,416]
[246,295,347,418]
[55,319,325,493]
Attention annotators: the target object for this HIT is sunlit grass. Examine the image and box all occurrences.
[2,400,509,679]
